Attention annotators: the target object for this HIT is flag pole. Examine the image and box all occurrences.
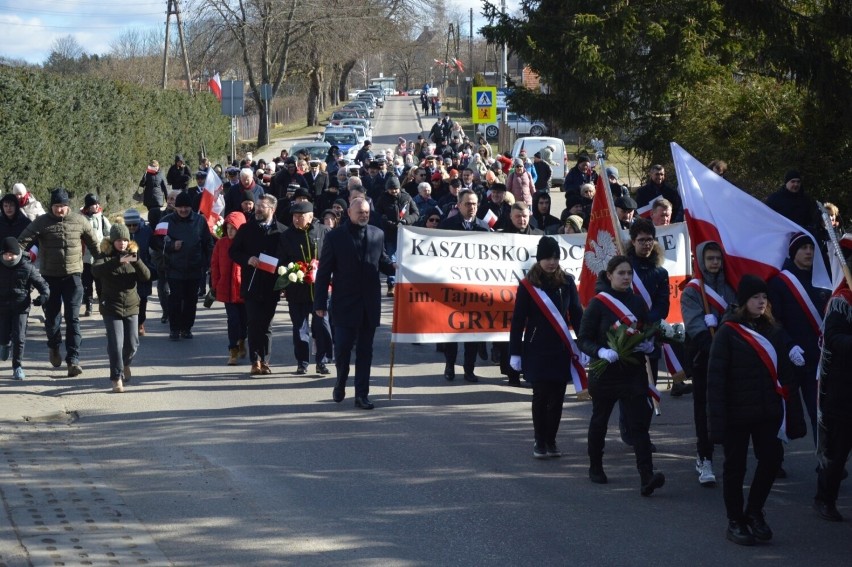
[591,139,625,254]
[819,201,852,289]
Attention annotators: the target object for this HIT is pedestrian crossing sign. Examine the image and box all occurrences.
[472,87,497,124]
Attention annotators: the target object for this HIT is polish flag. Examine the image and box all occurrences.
[452,58,465,72]
[29,244,38,263]
[671,142,831,290]
[198,168,224,233]
[208,73,222,101]
[578,168,625,306]
[257,253,278,274]
[154,222,169,236]
[636,202,653,219]
[482,208,498,229]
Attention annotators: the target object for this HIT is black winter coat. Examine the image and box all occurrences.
[818,291,852,422]
[765,186,821,236]
[139,171,167,210]
[707,316,795,443]
[278,221,329,305]
[0,256,49,313]
[229,218,287,301]
[578,285,650,397]
[152,211,213,280]
[375,191,420,240]
[509,274,583,384]
[635,181,683,223]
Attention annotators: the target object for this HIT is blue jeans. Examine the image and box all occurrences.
[43,274,83,364]
[224,302,248,349]
[384,239,397,286]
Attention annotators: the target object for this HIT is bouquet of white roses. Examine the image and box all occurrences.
[274,262,306,291]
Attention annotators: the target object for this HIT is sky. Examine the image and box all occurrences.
[0,0,520,65]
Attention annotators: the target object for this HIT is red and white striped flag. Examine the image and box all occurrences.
[154,222,169,236]
[29,244,38,263]
[198,168,224,233]
[579,170,624,306]
[257,253,278,274]
[671,142,831,290]
[208,73,222,101]
[482,208,498,229]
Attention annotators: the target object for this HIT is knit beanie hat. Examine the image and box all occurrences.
[174,192,193,208]
[84,193,99,208]
[241,190,256,204]
[110,223,130,241]
[2,236,21,255]
[536,236,561,262]
[737,274,768,306]
[50,188,70,206]
[565,215,584,233]
[788,232,811,258]
[123,209,142,224]
[784,170,802,183]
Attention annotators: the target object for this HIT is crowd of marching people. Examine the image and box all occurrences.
[2,123,852,546]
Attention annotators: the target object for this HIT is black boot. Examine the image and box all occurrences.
[589,462,608,484]
[744,508,772,541]
[640,470,665,496]
[726,520,755,546]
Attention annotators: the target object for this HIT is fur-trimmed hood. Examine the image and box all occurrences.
[99,238,139,256]
[625,240,664,267]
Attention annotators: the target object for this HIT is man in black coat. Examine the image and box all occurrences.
[304,160,329,199]
[314,198,395,409]
[765,170,824,239]
[438,190,491,382]
[635,164,683,223]
[279,201,331,375]
[375,176,419,296]
[229,194,287,375]
[166,154,191,191]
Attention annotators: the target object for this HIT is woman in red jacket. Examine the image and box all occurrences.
[211,211,247,365]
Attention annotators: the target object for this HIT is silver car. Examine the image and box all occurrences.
[477,113,547,140]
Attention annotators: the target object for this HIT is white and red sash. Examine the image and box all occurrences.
[685,278,728,314]
[777,270,823,336]
[595,291,658,402]
[633,274,683,377]
[724,322,790,442]
[520,279,587,392]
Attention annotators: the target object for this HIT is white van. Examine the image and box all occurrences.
[512,136,567,188]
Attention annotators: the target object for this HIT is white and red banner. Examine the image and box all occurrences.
[392,224,691,343]
[208,73,222,101]
[257,253,278,274]
[154,222,169,236]
[671,142,831,290]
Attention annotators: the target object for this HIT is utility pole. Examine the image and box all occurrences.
[500,0,508,125]
[162,0,194,95]
[469,8,473,79]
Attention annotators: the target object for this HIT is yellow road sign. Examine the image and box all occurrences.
[472,87,497,124]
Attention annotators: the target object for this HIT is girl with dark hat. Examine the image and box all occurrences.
[509,236,583,458]
[577,255,664,496]
[707,274,798,545]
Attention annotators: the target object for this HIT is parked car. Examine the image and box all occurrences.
[356,92,377,107]
[511,136,568,188]
[321,128,360,160]
[330,109,360,123]
[341,105,369,120]
[477,113,547,140]
[364,86,385,107]
[338,117,373,139]
[407,89,422,96]
[289,141,332,161]
[343,100,374,118]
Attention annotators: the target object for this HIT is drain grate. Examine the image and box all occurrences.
[0,422,172,566]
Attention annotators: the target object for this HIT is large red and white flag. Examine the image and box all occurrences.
[198,168,224,233]
[208,73,222,101]
[578,169,624,306]
[671,142,831,290]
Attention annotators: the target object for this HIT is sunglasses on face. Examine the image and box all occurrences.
[427,217,440,222]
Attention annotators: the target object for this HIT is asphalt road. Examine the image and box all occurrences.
[1,97,850,566]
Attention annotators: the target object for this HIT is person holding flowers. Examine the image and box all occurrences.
[578,255,665,496]
[210,211,248,366]
[278,201,330,375]
[509,236,584,459]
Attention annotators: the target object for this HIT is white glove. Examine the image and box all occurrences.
[704,314,718,328]
[509,355,522,372]
[789,345,805,367]
[634,339,655,354]
[597,348,619,363]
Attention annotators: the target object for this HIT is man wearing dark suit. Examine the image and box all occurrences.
[304,160,329,200]
[314,198,396,409]
[438,189,491,382]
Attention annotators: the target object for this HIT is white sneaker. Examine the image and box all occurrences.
[112,378,124,393]
[696,458,716,486]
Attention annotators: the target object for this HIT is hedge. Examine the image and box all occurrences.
[0,66,230,215]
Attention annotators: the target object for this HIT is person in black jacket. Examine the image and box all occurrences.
[166,154,191,191]
[229,194,287,376]
[635,164,683,223]
[0,193,31,239]
[313,198,395,409]
[279,202,330,375]
[438,190,491,382]
[814,237,852,522]
[139,160,167,212]
[578,255,664,496]
[509,236,583,458]
[0,237,49,380]
[765,170,823,238]
[375,176,419,296]
[707,275,797,546]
